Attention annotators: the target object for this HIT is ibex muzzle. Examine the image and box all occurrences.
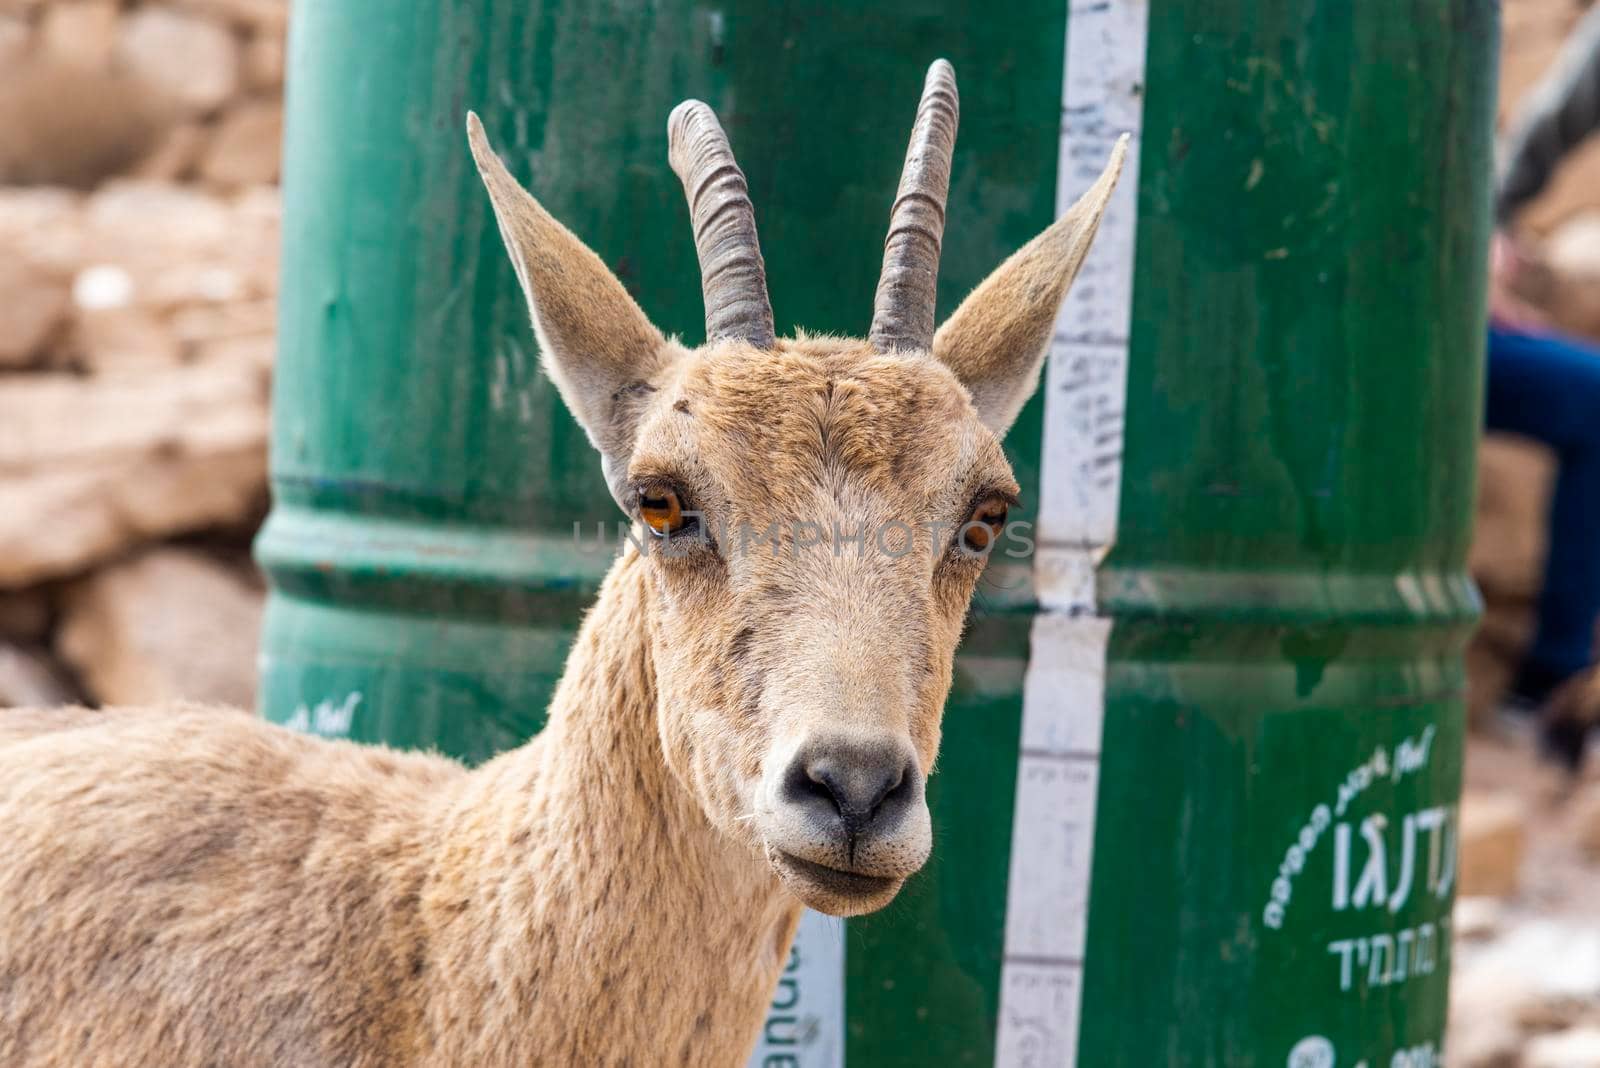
[764,734,927,910]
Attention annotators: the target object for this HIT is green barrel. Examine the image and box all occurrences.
[1064,5,1495,1066]
[257,1,1495,1065]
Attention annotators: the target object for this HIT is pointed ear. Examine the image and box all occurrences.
[933,136,1127,437]
[466,112,669,499]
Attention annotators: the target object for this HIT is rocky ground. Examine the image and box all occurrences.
[1449,5,1600,1058]
[0,0,281,708]
[1452,730,1600,1067]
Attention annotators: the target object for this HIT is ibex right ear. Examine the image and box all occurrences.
[466,113,670,500]
[933,136,1126,438]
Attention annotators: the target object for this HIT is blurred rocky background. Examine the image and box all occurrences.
[1456,4,1600,1060]
[1470,0,1600,731]
[0,0,280,710]
[1,0,1600,1063]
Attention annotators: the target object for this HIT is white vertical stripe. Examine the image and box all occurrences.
[746,910,846,1068]
[995,1,1147,1064]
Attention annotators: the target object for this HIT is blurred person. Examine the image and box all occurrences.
[1487,0,1600,768]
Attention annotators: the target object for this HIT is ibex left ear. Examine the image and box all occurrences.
[934,137,1127,437]
[466,112,670,501]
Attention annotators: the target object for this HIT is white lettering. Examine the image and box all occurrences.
[1388,813,1417,913]
[1351,815,1389,909]
[1325,922,1447,994]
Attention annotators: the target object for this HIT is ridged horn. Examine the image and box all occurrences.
[870,59,960,353]
[667,101,775,349]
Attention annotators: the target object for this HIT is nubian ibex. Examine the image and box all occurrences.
[0,61,1123,1065]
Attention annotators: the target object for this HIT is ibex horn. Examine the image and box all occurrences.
[870,59,960,353]
[667,101,776,350]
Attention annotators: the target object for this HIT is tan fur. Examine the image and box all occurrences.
[0,107,1122,1066]
[935,135,1127,435]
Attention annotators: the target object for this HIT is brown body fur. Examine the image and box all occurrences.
[1,555,795,1066]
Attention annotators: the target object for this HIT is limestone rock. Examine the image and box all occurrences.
[0,259,70,368]
[73,263,135,311]
[1541,212,1600,341]
[0,16,30,69]
[1546,213,1600,279]
[1517,993,1597,1035]
[1525,1028,1600,1068]
[0,644,76,708]
[0,181,283,318]
[174,0,289,34]
[1447,1004,1521,1067]
[1450,919,1600,1063]
[40,0,119,70]
[1453,896,1506,942]
[243,31,284,91]
[1468,435,1556,725]
[199,99,282,187]
[169,298,277,346]
[0,363,269,588]
[0,181,271,295]
[57,549,263,708]
[170,298,277,370]
[131,121,208,182]
[0,449,268,590]
[1467,623,1526,731]
[1458,792,1528,898]
[1473,435,1556,602]
[1574,784,1600,863]
[86,180,235,255]
[233,183,284,232]
[0,61,169,188]
[0,589,51,644]
[1449,941,1534,1068]
[0,188,87,269]
[77,181,280,305]
[193,331,275,374]
[116,8,240,115]
[67,304,184,372]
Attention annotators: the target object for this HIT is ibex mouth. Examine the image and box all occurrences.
[772,849,901,904]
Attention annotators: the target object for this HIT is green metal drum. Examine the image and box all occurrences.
[1068,6,1495,1065]
[258,1,1496,1064]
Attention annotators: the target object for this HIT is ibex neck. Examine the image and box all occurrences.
[426,548,797,1064]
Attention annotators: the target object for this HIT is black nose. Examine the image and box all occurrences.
[780,737,922,840]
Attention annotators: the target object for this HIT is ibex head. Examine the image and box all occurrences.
[468,60,1123,917]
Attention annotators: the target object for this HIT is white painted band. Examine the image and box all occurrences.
[746,910,846,1068]
[994,0,1148,1064]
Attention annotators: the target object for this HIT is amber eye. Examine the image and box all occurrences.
[639,489,686,537]
[960,497,1009,554]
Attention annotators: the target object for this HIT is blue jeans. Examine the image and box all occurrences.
[1486,324,1600,698]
